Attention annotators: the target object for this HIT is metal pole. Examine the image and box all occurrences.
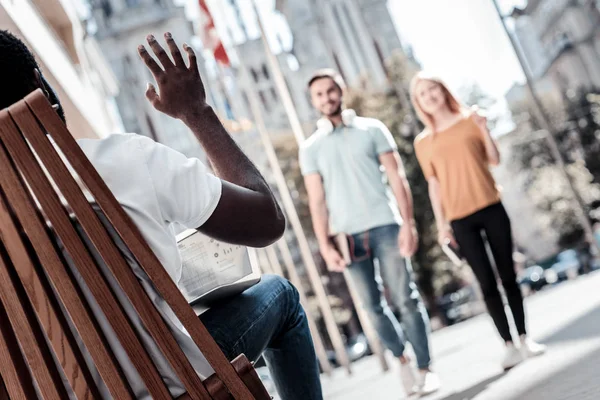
[491,0,600,255]
[265,246,284,277]
[208,0,351,373]
[275,239,333,375]
[238,62,352,374]
[256,248,273,274]
[251,0,306,144]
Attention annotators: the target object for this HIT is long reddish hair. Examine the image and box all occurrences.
[410,72,467,133]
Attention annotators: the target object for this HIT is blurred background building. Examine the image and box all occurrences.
[90,0,208,159]
[506,0,600,114]
[0,0,123,138]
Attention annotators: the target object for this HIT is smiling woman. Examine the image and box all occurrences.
[411,71,547,371]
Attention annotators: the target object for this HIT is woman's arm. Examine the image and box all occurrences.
[428,176,457,247]
[472,112,500,166]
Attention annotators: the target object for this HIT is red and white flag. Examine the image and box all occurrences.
[198,0,230,66]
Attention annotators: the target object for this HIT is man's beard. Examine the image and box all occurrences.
[324,103,342,118]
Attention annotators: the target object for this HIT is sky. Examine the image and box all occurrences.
[180,0,530,101]
[388,0,528,98]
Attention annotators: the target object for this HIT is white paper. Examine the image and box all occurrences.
[176,230,253,303]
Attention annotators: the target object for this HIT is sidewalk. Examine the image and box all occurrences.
[321,271,600,400]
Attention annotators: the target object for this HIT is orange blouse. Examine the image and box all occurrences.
[414,115,500,221]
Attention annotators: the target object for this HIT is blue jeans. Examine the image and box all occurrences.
[347,224,432,369]
[200,275,323,400]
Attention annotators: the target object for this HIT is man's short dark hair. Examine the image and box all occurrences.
[0,30,41,110]
[307,69,346,91]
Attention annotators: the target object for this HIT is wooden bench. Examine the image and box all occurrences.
[0,90,271,399]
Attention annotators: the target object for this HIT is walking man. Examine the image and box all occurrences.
[300,69,440,396]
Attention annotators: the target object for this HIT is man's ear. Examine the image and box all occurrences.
[33,69,50,99]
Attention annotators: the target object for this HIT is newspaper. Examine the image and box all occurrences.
[176,229,258,306]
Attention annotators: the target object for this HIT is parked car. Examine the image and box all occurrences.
[518,265,548,295]
[546,249,580,284]
[325,333,371,368]
[437,285,479,326]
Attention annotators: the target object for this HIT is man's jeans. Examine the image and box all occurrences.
[347,224,432,369]
[200,275,323,400]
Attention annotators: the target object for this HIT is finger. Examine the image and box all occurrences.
[138,45,163,78]
[183,43,198,72]
[147,34,174,70]
[450,236,458,248]
[164,32,185,67]
[145,83,162,110]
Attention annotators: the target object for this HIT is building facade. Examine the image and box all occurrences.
[0,0,123,138]
[511,0,600,92]
[226,0,412,134]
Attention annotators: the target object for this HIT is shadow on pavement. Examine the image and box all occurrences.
[505,346,600,400]
[504,305,600,399]
[436,373,506,400]
[536,304,600,345]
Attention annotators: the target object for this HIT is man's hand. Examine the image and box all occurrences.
[321,245,347,273]
[399,221,418,257]
[138,33,206,122]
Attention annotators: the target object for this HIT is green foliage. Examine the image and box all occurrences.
[458,83,500,131]
[510,87,600,248]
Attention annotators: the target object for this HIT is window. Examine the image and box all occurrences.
[262,64,270,80]
[259,90,269,112]
[270,87,278,101]
[250,68,259,83]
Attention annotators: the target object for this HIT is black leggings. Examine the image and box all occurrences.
[451,203,526,342]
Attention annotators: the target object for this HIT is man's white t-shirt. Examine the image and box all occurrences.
[78,133,222,283]
[65,133,222,399]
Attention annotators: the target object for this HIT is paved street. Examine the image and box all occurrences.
[321,271,600,400]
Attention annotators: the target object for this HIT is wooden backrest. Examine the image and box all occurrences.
[0,90,269,400]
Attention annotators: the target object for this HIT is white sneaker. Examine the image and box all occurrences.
[501,342,523,370]
[520,336,547,358]
[399,361,418,397]
[416,370,441,396]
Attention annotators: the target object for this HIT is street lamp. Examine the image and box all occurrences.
[491,0,600,255]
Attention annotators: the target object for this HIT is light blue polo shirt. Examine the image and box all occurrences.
[299,116,402,235]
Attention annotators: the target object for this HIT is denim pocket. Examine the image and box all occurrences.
[349,231,371,262]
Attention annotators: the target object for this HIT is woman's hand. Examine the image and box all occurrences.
[470,105,488,132]
[438,225,457,248]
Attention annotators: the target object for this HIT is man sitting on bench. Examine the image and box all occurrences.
[0,30,323,400]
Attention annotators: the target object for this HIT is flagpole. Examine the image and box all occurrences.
[205,0,348,374]
[252,0,390,372]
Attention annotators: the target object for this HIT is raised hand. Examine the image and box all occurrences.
[137,32,207,122]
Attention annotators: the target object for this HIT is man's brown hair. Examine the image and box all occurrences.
[307,69,346,91]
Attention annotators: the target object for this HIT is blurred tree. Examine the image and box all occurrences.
[458,83,500,131]
[509,87,600,248]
